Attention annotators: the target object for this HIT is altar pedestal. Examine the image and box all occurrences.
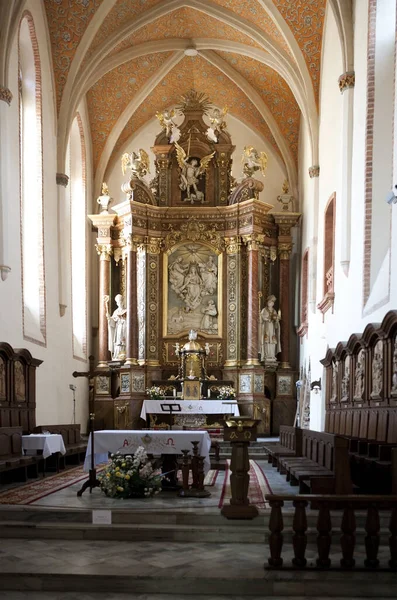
[221,417,260,520]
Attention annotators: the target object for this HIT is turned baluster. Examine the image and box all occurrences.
[316,501,332,568]
[292,499,308,568]
[267,499,284,568]
[191,441,199,488]
[340,503,356,568]
[178,449,190,497]
[389,506,397,570]
[364,504,380,568]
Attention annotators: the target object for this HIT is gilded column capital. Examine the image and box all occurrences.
[309,165,320,178]
[224,236,241,254]
[242,233,265,251]
[278,242,293,260]
[146,236,162,255]
[56,172,69,187]
[0,86,12,105]
[95,243,113,261]
[113,247,123,264]
[338,71,355,94]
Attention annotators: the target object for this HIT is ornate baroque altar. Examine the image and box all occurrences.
[89,91,300,434]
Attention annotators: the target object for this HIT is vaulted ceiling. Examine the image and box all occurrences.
[42,0,331,194]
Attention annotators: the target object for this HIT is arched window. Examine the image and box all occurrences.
[297,248,309,338]
[318,193,336,317]
[19,14,46,345]
[67,114,87,360]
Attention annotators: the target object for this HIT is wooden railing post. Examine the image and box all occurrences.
[292,499,308,567]
[340,503,356,568]
[364,504,380,568]
[389,505,397,570]
[267,499,284,568]
[316,501,332,568]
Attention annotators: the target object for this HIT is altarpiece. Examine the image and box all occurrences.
[89,91,300,434]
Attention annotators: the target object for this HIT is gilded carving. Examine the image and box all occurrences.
[0,86,13,105]
[148,254,159,360]
[309,165,320,178]
[226,252,238,363]
[164,218,224,252]
[338,71,355,93]
[137,249,146,362]
[95,244,112,261]
[242,233,265,252]
[278,243,293,260]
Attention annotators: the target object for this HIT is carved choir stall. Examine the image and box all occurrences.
[89,90,301,434]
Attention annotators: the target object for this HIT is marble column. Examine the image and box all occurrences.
[0,86,12,281]
[56,173,69,315]
[338,72,355,276]
[125,240,138,366]
[243,234,263,365]
[96,244,112,367]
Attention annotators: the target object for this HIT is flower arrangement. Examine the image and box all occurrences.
[99,447,162,499]
[146,385,165,399]
[218,385,236,399]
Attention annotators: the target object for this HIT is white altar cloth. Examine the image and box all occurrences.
[22,434,66,459]
[140,399,239,421]
[83,430,212,473]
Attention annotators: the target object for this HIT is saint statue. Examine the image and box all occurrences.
[201,300,217,331]
[121,148,150,179]
[174,141,215,203]
[169,257,188,294]
[341,357,350,401]
[198,256,217,294]
[179,263,203,310]
[354,350,364,400]
[242,146,268,178]
[206,106,228,143]
[371,341,383,397]
[105,294,127,360]
[260,295,281,362]
[156,109,181,143]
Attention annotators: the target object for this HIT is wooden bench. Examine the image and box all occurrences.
[33,424,87,468]
[0,427,38,483]
[278,430,352,494]
[263,426,302,468]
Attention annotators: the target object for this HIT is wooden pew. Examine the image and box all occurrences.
[0,427,38,483]
[263,426,302,467]
[278,430,352,494]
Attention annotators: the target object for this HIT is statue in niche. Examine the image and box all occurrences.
[201,300,217,332]
[14,361,25,402]
[371,340,383,398]
[260,295,281,362]
[331,361,338,401]
[391,340,397,397]
[105,294,127,361]
[341,356,350,401]
[174,141,215,203]
[0,358,5,398]
[354,350,365,400]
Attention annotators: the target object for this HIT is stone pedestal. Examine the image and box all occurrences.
[221,417,260,520]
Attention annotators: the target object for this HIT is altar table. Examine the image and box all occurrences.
[140,399,240,421]
[22,434,66,459]
[83,429,212,473]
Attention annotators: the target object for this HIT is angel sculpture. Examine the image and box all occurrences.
[206,106,228,143]
[156,109,181,143]
[174,141,215,203]
[121,149,150,179]
[242,145,268,178]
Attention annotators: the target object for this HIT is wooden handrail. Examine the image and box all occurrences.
[266,494,397,571]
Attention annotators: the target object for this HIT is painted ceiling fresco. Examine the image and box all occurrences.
[108,8,263,56]
[87,52,173,169]
[41,0,329,181]
[215,51,301,165]
[108,55,281,174]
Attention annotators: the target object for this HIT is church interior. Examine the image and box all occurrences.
[0,0,397,598]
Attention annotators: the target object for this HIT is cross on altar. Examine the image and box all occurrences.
[72,357,121,496]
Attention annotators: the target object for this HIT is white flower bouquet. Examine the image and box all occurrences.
[218,385,236,399]
[146,385,165,399]
[99,447,162,499]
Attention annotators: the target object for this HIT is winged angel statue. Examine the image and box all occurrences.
[156,109,181,143]
[242,145,268,178]
[121,149,150,179]
[206,106,228,143]
[174,142,215,204]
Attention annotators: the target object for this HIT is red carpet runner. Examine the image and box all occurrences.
[218,460,272,509]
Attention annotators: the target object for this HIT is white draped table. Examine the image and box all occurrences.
[83,430,212,473]
[140,399,239,421]
[22,434,66,459]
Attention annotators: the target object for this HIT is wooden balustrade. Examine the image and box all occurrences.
[266,494,397,571]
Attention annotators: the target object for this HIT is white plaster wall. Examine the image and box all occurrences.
[104,112,286,210]
[298,0,397,431]
[0,2,89,432]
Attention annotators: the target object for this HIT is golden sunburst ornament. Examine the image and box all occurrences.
[176,89,212,114]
